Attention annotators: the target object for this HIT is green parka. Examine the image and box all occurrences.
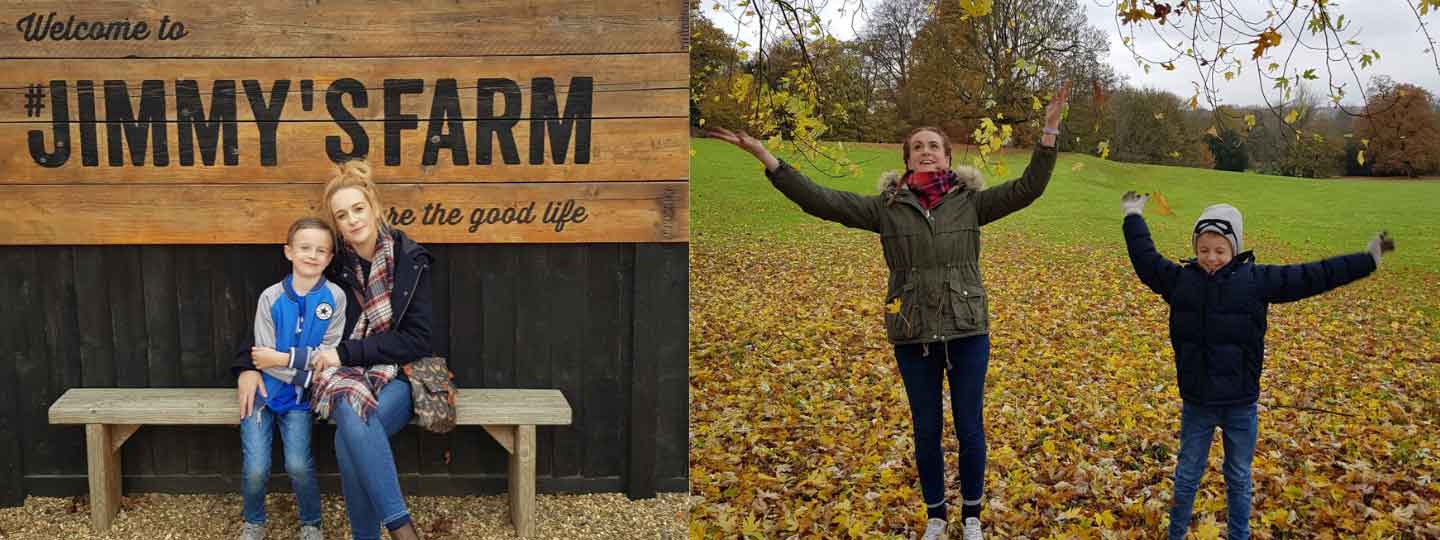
[764,145,1057,344]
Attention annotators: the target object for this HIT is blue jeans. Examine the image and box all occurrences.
[332,378,413,540]
[895,334,990,511]
[240,407,322,527]
[1168,401,1258,540]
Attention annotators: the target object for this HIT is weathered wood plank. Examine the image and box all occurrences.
[84,423,121,532]
[509,424,537,537]
[0,182,689,245]
[0,0,685,57]
[50,388,572,425]
[0,117,689,183]
[0,56,687,122]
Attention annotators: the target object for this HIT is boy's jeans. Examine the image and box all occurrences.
[894,334,990,512]
[1168,401,1258,540]
[332,378,413,540]
[240,406,322,527]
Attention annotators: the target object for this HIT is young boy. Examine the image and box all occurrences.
[1120,191,1393,540]
[240,217,347,540]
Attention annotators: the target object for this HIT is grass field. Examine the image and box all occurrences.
[689,138,1440,539]
[691,138,1440,275]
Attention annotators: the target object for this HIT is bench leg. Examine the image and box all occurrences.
[508,425,536,538]
[85,424,122,532]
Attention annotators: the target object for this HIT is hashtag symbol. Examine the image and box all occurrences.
[24,84,46,118]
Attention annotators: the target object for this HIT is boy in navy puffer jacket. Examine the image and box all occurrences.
[1120,191,1393,540]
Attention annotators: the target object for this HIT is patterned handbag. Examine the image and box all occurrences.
[403,356,457,433]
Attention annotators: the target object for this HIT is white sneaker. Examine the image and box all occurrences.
[961,517,983,540]
[298,524,323,540]
[920,518,947,540]
[238,522,265,540]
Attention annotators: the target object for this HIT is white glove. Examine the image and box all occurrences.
[1367,231,1395,266]
[1121,191,1148,217]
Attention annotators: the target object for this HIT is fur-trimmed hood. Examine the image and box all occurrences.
[877,166,986,195]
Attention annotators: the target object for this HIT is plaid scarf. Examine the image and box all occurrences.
[311,232,399,422]
[906,170,958,210]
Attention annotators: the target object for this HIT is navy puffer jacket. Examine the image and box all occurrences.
[1123,214,1375,406]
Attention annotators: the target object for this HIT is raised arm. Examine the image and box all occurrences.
[1257,232,1390,303]
[1121,192,1183,298]
[975,81,1068,225]
[707,127,883,232]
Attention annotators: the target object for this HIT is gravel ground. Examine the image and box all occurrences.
[0,493,691,540]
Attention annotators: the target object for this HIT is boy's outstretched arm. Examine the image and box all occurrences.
[1258,232,1392,303]
[1121,191,1182,299]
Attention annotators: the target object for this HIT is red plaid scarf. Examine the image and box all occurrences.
[906,170,958,210]
[312,232,399,422]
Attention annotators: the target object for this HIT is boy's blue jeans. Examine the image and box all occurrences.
[332,378,413,540]
[1168,401,1258,540]
[894,334,990,512]
[240,406,322,527]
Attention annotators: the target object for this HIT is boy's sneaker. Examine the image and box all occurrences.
[298,524,323,540]
[920,518,947,540]
[961,517,983,540]
[238,522,265,540]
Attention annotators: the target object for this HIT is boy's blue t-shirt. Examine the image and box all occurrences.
[254,274,347,413]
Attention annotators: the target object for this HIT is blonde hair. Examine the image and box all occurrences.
[320,159,388,243]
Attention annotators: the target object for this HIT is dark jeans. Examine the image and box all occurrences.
[1168,401,1258,540]
[895,334,990,510]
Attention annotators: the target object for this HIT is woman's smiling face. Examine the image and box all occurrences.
[906,129,950,173]
[329,187,377,249]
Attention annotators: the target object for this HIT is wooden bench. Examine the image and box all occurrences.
[49,388,571,538]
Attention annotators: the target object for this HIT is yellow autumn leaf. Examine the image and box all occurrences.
[1152,191,1174,216]
[1244,114,1257,130]
[1357,150,1366,166]
[1252,27,1282,59]
[1097,140,1111,160]
[886,298,901,314]
[1284,109,1299,124]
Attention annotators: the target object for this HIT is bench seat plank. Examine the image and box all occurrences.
[49,388,571,425]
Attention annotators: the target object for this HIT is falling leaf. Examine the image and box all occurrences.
[1096,140,1111,160]
[1152,191,1174,216]
[1357,150,1366,166]
[1284,109,1299,124]
[886,298,901,314]
[1244,114,1257,130]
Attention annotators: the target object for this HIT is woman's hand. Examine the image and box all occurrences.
[250,346,289,370]
[1041,81,1072,148]
[705,127,781,172]
[309,348,342,372]
[237,370,267,421]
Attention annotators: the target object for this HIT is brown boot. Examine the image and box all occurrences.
[388,522,420,540]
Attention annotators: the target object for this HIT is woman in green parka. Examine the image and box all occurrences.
[707,81,1068,540]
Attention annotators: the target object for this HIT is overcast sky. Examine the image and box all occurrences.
[709,1,1440,108]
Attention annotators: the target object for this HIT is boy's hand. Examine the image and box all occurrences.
[237,370,267,421]
[250,347,289,370]
[309,348,342,372]
[1121,191,1148,216]
[1367,231,1395,265]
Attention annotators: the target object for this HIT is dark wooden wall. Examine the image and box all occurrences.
[0,242,687,505]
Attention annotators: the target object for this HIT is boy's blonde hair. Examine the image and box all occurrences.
[319,159,388,240]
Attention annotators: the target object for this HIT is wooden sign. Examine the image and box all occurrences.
[0,1,690,244]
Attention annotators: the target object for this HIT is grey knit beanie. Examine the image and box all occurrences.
[1193,203,1243,254]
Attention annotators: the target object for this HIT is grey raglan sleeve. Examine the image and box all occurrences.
[256,285,300,385]
[321,283,347,349]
